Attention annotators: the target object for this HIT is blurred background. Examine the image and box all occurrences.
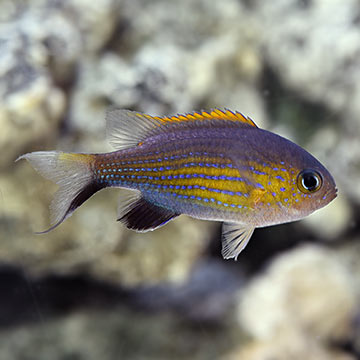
[1,0,359,359]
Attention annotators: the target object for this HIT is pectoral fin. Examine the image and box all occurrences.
[221,222,255,260]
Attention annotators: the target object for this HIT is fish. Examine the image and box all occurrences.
[16,108,337,260]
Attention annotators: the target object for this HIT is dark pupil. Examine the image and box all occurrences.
[302,172,318,190]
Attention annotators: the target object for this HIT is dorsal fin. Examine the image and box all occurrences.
[106,108,257,150]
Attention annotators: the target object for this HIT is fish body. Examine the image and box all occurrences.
[17,109,337,259]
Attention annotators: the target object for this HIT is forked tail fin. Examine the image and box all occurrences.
[16,151,101,233]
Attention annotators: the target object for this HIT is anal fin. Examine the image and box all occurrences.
[221,222,255,260]
[117,189,179,232]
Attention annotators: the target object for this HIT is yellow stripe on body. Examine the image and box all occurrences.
[95,153,299,212]
[96,155,260,212]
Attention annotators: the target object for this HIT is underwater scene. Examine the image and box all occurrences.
[1,0,359,359]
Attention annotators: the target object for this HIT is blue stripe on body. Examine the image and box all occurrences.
[101,176,250,198]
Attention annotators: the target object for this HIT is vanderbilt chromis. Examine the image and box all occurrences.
[17,109,337,260]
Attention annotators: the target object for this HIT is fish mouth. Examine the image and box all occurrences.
[334,186,338,197]
[326,186,338,203]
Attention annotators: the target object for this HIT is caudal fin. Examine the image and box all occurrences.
[16,151,101,233]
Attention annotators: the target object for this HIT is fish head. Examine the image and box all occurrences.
[242,129,337,226]
[286,153,338,217]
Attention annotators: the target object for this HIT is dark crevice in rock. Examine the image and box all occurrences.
[1,259,243,329]
[260,64,340,144]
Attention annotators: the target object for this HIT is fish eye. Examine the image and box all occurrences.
[297,169,322,193]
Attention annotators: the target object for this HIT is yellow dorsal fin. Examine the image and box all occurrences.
[106,108,258,150]
[141,109,257,128]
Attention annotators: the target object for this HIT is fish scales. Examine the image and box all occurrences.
[91,128,304,225]
[17,108,337,260]
[93,137,253,221]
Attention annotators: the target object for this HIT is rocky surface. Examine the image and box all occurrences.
[0,306,244,360]
[229,244,360,359]
[238,245,357,341]
[0,0,359,359]
[225,337,355,360]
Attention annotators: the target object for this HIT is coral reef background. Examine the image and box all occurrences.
[1,0,359,359]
